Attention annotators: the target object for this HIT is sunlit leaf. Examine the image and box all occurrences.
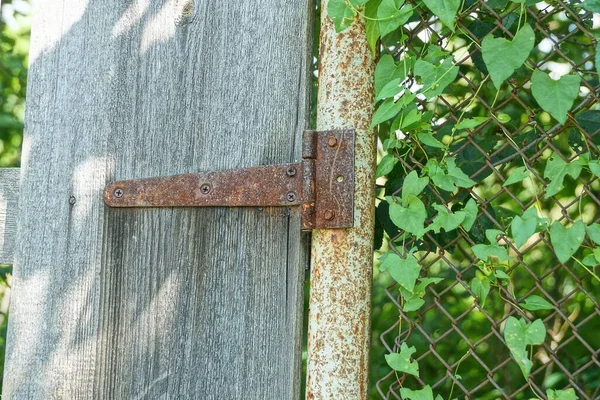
[414,57,459,98]
[586,223,600,245]
[429,204,466,233]
[471,276,491,307]
[400,385,439,400]
[482,25,535,89]
[503,166,530,186]
[422,0,461,30]
[461,198,478,231]
[550,220,585,264]
[531,70,581,124]
[455,117,488,130]
[371,97,404,127]
[511,207,547,248]
[385,343,420,377]
[520,295,554,311]
[402,170,429,203]
[389,195,427,237]
[376,154,398,178]
[328,0,356,32]
[504,317,546,379]
[543,154,583,198]
[379,251,421,291]
[546,388,578,400]
[378,0,413,38]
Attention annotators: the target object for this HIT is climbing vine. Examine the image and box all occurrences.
[329,0,599,399]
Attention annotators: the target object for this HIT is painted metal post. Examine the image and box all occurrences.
[305,1,376,399]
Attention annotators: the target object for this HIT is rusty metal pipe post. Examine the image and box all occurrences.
[305,2,376,399]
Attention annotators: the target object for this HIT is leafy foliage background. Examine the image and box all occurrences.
[328,0,600,399]
[0,0,29,391]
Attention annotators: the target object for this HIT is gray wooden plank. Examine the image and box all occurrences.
[4,1,312,398]
[0,168,19,265]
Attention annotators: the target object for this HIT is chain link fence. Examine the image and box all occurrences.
[372,1,600,399]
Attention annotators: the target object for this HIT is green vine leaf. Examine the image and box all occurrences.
[586,223,600,245]
[503,166,530,187]
[414,57,459,98]
[365,0,382,55]
[374,54,412,99]
[377,0,413,38]
[546,388,578,400]
[398,106,422,129]
[511,207,548,248]
[583,248,600,266]
[446,157,476,188]
[531,70,581,124]
[385,343,420,377]
[588,160,600,179]
[543,154,583,199]
[510,0,540,5]
[328,0,356,32]
[473,229,510,262]
[402,170,429,203]
[379,251,421,291]
[455,117,488,130]
[400,277,443,312]
[482,24,535,89]
[429,204,466,233]
[416,132,445,148]
[504,317,546,380]
[462,198,479,231]
[371,97,404,127]
[471,276,491,307]
[376,78,403,101]
[495,269,510,280]
[422,0,460,30]
[388,195,427,238]
[389,195,427,237]
[426,158,475,192]
[473,243,510,262]
[596,42,600,76]
[581,0,600,13]
[376,154,398,178]
[550,220,585,264]
[520,295,554,311]
[399,385,442,400]
[575,110,600,135]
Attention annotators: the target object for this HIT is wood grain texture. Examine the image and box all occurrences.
[0,168,19,264]
[4,1,312,398]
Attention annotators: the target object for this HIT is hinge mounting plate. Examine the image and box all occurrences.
[104,129,354,230]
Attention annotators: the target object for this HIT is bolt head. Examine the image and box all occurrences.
[327,137,338,147]
[286,166,297,177]
[200,184,211,194]
[324,210,335,220]
[114,188,124,198]
[286,192,296,202]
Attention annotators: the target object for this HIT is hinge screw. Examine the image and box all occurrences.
[286,166,296,177]
[114,188,124,198]
[200,184,211,194]
[286,192,297,202]
[324,210,335,220]
[327,137,338,147]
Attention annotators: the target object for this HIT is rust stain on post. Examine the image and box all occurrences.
[305,1,376,399]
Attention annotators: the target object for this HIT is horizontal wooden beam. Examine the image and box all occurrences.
[0,168,19,264]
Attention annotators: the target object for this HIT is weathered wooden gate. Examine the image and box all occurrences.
[3,1,313,398]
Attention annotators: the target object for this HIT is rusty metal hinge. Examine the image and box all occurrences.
[104,129,354,230]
